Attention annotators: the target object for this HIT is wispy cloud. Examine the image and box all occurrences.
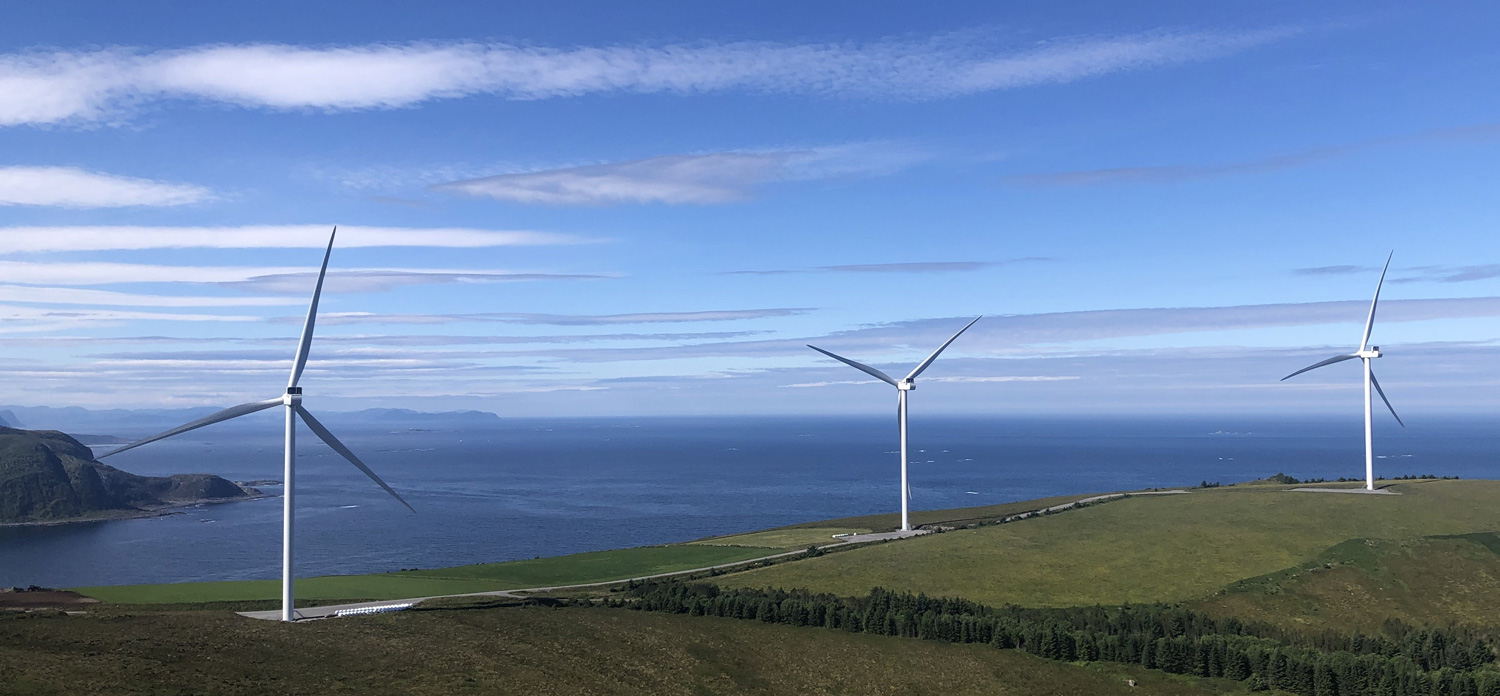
[433,143,925,205]
[925,375,1081,383]
[1008,122,1500,187]
[1293,265,1374,276]
[314,308,813,326]
[495,296,1500,363]
[0,225,590,252]
[0,284,300,307]
[780,376,1079,388]
[0,304,259,327]
[0,30,1296,126]
[225,269,611,294]
[0,166,211,207]
[0,260,609,293]
[729,258,1050,275]
[1390,264,1500,284]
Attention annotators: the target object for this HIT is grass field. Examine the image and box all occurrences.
[1195,532,1500,632]
[716,480,1500,607]
[78,544,781,604]
[0,604,1272,695]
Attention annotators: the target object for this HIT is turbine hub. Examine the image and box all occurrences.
[1356,348,1381,359]
[898,380,915,391]
[284,387,303,406]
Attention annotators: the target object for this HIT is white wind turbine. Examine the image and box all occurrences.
[98,228,414,622]
[1280,252,1405,491]
[808,317,981,532]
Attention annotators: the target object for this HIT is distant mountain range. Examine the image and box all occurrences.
[0,427,260,525]
[0,406,503,438]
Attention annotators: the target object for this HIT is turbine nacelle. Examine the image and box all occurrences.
[283,387,303,406]
[1356,348,1381,359]
[898,380,915,391]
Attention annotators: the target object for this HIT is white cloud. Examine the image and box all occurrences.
[0,166,211,207]
[0,303,258,326]
[781,379,882,388]
[0,260,606,293]
[0,284,300,307]
[315,308,812,326]
[0,260,302,285]
[0,225,589,252]
[0,30,1296,126]
[435,143,927,205]
[925,375,1082,383]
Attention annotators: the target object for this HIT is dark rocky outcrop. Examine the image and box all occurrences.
[0,427,256,524]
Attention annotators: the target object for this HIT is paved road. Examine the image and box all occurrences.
[241,492,1178,622]
[1291,486,1399,495]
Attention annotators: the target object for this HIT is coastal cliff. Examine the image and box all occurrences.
[0,427,258,525]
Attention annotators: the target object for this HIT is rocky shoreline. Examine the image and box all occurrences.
[0,485,273,528]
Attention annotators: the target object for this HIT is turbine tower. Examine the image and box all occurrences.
[98,228,414,622]
[808,316,981,532]
[1281,252,1405,491]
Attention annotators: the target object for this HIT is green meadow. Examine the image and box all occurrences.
[716,480,1500,608]
[77,544,781,604]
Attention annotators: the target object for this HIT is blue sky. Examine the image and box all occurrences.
[1,1,1498,417]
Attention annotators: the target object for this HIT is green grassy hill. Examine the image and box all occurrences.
[0,604,1267,696]
[715,480,1500,607]
[1195,532,1500,633]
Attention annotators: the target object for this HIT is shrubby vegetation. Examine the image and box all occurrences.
[617,582,1500,696]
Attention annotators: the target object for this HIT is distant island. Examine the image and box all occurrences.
[0,427,263,526]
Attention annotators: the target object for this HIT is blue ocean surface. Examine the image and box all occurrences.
[2,415,1496,588]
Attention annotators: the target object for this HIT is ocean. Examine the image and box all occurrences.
[2,415,1496,588]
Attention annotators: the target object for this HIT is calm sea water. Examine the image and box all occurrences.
[2,415,1496,588]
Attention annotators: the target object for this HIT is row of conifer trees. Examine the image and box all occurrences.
[612,582,1500,696]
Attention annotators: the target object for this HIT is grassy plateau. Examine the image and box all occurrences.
[716,479,1500,608]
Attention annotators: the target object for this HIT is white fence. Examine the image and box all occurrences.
[333,602,415,618]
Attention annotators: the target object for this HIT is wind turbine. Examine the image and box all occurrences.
[98,228,413,622]
[1280,252,1404,491]
[808,316,981,532]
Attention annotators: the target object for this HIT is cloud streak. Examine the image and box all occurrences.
[0,166,211,207]
[498,296,1500,363]
[0,284,300,307]
[728,258,1051,275]
[0,225,590,252]
[433,143,927,205]
[314,308,813,326]
[0,260,608,293]
[1,30,1295,126]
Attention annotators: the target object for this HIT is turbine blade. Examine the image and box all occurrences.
[906,316,982,381]
[1359,251,1393,352]
[97,398,283,459]
[807,345,898,386]
[1280,353,1358,381]
[289,227,337,389]
[296,406,415,513]
[1370,370,1405,428]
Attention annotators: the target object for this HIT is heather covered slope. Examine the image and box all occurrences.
[0,427,253,524]
[0,604,1264,696]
